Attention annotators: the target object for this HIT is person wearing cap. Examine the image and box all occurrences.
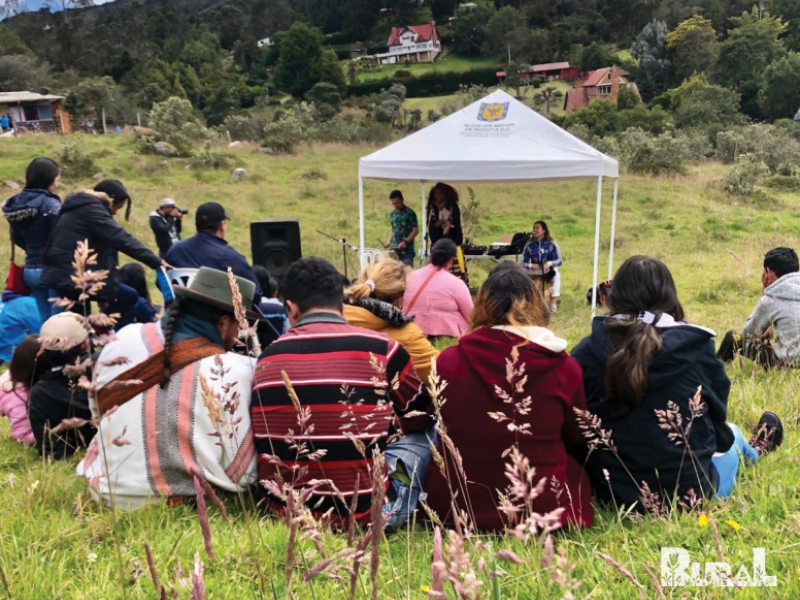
[42,180,168,316]
[149,197,184,258]
[165,201,262,303]
[28,312,95,459]
[77,267,259,509]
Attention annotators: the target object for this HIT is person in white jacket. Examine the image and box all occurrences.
[718,247,800,368]
[77,267,259,509]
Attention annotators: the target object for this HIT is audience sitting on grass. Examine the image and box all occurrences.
[343,258,438,384]
[165,202,262,304]
[253,265,288,348]
[424,262,593,531]
[0,335,41,446]
[404,239,473,339]
[586,279,612,310]
[29,313,95,459]
[571,255,783,512]
[718,247,800,369]
[115,263,158,331]
[251,257,435,531]
[77,267,258,509]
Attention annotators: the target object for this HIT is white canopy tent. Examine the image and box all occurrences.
[358,89,620,315]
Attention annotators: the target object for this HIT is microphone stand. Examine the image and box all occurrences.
[317,230,358,280]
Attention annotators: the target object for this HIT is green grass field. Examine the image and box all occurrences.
[356,54,500,83]
[1,134,800,598]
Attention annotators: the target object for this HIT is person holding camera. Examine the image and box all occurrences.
[149,198,185,258]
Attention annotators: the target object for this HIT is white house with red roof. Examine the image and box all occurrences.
[381,21,441,64]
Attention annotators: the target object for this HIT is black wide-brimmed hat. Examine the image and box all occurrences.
[173,267,260,321]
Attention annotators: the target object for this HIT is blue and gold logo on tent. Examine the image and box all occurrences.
[477,102,509,122]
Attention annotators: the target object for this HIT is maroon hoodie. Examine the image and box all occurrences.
[423,326,593,531]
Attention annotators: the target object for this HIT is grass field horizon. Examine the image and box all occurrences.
[0,133,799,598]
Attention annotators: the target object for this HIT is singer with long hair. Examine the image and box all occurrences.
[426,183,468,284]
[523,221,562,313]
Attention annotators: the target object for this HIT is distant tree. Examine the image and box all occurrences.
[760,52,800,120]
[452,6,493,57]
[275,22,323,97]
[580,43,615,72]
[66,76,131,124]
[430,0,457,23]
[306,81,341,120]
[347,60,358,86]
[319,49,347,94]
[503,60,529,98]
[0,23,32,56]
[0,55,52,93]
[45,0,95,22]
[673,81,746,129]
[482,7,535,63]
[666,15,718,81]
[711,7,788,118]
[631,20,672,99]
[532,85,563,116]
[616,85,641,109]
[0,0,24,19]
[204,87,236,126]
[773,0,800,52]
[148,96,212,146]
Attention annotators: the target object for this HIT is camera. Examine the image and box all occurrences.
[178,208,189,215]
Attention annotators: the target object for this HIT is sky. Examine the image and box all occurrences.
[2,0,116,12]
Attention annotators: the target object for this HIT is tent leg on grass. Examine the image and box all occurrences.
[420,182,426,260]
[608,178,619,281]
[591,176,604,318]
[358,177,365,267]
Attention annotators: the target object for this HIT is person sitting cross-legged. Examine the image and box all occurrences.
[251,257,435,532]
[77,267,259,509]
[718,247,800,368]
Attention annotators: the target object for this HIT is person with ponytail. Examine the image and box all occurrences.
[403,239,473,339]
[423,262,593,531]
[343,258,438,383]
[78,267,259,510]
[571,256,783,511]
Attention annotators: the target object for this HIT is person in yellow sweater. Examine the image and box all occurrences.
[343,258,439,385]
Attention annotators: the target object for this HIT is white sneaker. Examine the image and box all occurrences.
[550,304,558,313]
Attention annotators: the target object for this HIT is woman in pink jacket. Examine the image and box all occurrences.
[0,335,40,445]
[404,239,473,338]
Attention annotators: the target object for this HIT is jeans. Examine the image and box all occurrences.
[712,423,759,498]
[383,428,437,532]
[23,267,59,324]
[718,330,778,369]
[394,247,415,266]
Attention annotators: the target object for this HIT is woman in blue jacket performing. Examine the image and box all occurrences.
[523,221,562,312]
[2,158,62,323]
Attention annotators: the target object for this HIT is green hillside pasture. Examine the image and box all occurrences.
[356,54,500,82]
[0,133,799,598]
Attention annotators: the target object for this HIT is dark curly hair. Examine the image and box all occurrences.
[426,182,459,212]
[283,257,344,314]
[764,247,799,278]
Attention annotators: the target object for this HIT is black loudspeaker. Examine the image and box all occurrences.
[250,219,302,278]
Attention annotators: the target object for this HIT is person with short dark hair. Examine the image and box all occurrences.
[2,157,62,322]
[403,239,473,338]
[77,267,259,509]
[424,262,593,531]
[116,263,157,331]
[572,256,783,511]
[165,202,261,303]
[718,247,800,368]
[384,190,418,266]
[149,198,184,258]
[252,265,288,347]
[29,313,95,459]
[42,180,166,318]
[252,257,435,531]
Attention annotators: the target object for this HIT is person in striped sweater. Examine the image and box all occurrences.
[251,257,435,531]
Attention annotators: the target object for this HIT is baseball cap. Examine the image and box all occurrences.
[196,202,230,230]
[40,313,90,351]
[159,198,176,208]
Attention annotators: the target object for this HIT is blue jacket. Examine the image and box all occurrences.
[523,239,562,268]
[165,232,262,303]
[2,189,62,268]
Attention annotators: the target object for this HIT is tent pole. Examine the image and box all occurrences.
[420,182,426,261]
[358,177,365,268]
[591,176,603,318]
[608,178,619,281]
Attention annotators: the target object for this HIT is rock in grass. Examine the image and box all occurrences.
[3,180,20,190]
[154,142,178,157]
[93,172,105,180]
[232,168,249,182]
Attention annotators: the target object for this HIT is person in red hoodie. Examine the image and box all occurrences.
[423,262,593,531]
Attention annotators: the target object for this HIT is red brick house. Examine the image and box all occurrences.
[496,62,579,84]
[563,66,640,113]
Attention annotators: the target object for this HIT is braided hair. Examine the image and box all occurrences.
[160,298,184,389]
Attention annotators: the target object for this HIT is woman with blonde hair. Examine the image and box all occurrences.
[344,258,438,384]
[423,261,593,531]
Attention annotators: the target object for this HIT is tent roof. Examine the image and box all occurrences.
[358,89,618,182]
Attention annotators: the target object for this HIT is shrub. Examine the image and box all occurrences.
[725,154,771,196]
[393,69,413,79]
[616,128,688,176]
[190,144,237,169]
[58,144,99,180]
[149,97,213,147]
[674,129,714,161]
[715,124,800,173]
[222,113,270,142]
[347,67,500,97]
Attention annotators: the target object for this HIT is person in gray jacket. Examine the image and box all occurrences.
[718,247,800,368]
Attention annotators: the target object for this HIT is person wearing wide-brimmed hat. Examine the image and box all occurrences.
[77,267,260,509]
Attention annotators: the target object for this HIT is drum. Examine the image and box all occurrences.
[526,266,555,303]
[363,248,390,265]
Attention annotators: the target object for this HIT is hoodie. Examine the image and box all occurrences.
[41,191,161,302]
[571,316,733,511]
[2,189,62,268]
[743,272,800,364]
[422,326,593,531]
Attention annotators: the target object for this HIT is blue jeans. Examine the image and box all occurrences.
[383,428,437,532]
[712,423,759,498]
[23,267,60,324]
[394,248,415,266]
